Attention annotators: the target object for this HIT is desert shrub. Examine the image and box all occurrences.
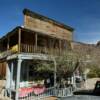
[87,66,100,78]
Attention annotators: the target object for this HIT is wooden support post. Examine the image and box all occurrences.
[9,61,14,98]
[10,62,14,89]
[18,28,21,53]
[53,57,57,96]
[50,38,53,54]
[35,33,37,51]
[5,62,10,96]
[73,73,76,89]
[52,39,55,55]
[26,61,29,81]
[7,37,10,50]
[15,59,22,100]
[59,39,61,55]
[53,57,57,87]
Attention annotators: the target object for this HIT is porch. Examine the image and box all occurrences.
[5,53,55,100]
[4,53,73,100]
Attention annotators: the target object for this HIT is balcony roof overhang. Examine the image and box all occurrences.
[0,26,71,42]
[7,53,55,61]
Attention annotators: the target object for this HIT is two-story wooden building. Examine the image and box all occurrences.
[0,9,74,100]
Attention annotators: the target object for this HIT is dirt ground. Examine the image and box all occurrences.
[44,96,57,100]
[85,78,100,90]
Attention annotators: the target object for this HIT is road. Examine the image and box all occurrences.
[59,95,100,100]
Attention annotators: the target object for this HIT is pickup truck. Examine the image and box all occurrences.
[93,81,100,95]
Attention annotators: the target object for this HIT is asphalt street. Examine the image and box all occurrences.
[58,95,100,100]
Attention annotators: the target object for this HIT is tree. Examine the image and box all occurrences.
[56,51,79,78]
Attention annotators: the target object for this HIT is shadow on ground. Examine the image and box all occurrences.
[74,89,100,96]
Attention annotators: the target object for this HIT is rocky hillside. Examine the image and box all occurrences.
[71,41,100,58]
[71,41,100,77]
[96,41,100,47]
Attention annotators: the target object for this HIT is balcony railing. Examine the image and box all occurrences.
[0,45,18,59]
[20,43,65,56]
[0,44,67,59]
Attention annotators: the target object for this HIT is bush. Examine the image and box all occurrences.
[87,71,98,78]
[87,66,100,78]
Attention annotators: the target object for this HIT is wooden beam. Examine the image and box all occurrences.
[18,28,21,53]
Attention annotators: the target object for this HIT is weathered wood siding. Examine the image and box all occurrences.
[0,62,6,78]
[24,15,73,41]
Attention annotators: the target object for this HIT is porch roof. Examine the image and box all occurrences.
[0,26,71,42]
[7,53,55,61]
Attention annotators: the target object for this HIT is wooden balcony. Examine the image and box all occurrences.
[0,45,18,59]
[20,43,62,55]
[0,27,71,59]
[20,43,67,56]
[0,43,67,59]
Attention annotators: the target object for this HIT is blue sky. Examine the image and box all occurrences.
[0,0,100,44]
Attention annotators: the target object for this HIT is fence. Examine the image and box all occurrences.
[55,87,73,97]
[19,87,73,100]
[19,87,55,100]
[1,86,73,100]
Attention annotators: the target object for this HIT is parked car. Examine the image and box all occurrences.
[93,81,100,95]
